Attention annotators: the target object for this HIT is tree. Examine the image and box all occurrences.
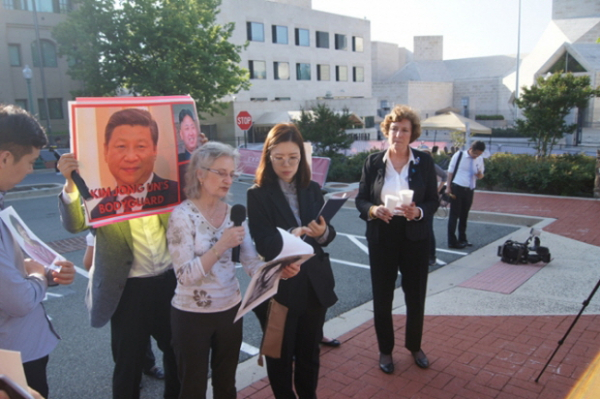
[515,73,599,157]
[294,103,355,157]
[52,0,249,115]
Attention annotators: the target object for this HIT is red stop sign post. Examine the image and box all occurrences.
[236,111,252,147]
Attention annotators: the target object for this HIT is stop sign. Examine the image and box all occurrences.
[236,111,252,130]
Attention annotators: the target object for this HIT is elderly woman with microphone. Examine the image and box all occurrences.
[166,142,298,399]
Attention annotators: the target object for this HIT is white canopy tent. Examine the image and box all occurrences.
[421,112,492,134]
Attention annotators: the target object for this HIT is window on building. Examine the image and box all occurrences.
[37,98,63,119]
[274,97,291,101]
[274,62,290,80]
[250,97,268,101]
[249,60,266,79]
[547,51,586,74]
[364,116,375,128]
[272,25,288,44]
[336,65,347,81]
[317,64,330,81]
[352,36,364,52]
[9,44,21,67]
[31,39,57,67]
[316,31,329,49]
[15,99,28,112]
[335,34,347,50]
[295,28,309,46]
[4,0,68,13]
[247,22,265,42]
[296,63,311,80]
[353,66,364,82]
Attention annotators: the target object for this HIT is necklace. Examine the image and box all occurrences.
[196,200,223,224]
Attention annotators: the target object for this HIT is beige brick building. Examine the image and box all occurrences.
[1,0,81,141]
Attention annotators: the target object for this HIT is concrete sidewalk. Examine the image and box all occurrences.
[233,191,600,398]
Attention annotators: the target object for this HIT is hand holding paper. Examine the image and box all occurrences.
[235,227,315,322]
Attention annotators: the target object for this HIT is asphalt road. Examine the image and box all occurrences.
[7,171,518,398]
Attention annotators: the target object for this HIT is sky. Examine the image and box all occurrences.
[311,0,553,60]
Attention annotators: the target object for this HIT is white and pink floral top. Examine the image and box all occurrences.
[167,200,262,313]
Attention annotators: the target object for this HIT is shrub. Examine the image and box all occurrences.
[479,153,595,197]
[475,115,504,120]
[327,150,378,182]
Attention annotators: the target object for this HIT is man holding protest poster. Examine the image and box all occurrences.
[57,104,181,399]
[91,108,179,219]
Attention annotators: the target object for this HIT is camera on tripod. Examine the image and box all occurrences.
[497,228,551,264]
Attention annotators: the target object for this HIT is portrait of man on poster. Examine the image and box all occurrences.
[90,108,179,219]
[177,108,206,162]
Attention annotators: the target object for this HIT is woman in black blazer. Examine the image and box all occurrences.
[247,123,337,399]
[355,105,439,374]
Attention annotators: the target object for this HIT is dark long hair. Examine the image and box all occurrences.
[255,123,311,189]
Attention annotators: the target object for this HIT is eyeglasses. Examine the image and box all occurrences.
[203,167,241,180]
[270,155,301,166]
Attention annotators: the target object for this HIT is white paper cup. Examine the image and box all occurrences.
[384,195,399,212]
[399,189,414,206]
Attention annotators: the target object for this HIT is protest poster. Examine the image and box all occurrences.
[68,96,201,227]
[0,207,63,273]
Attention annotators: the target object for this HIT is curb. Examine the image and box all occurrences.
[6,183,63,200]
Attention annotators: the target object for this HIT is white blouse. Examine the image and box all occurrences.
[167,200,262,313]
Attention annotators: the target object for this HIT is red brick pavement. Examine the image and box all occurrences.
[472,192,600,247]
[239,314,600,399]
[238,191,600,398]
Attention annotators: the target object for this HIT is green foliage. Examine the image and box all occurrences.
[295,103,355,158]
[515,73,600,157]
[482,127,525,138]
[475,115,504,120]
[450,130,466,148]
[52,0,250,115]
[327,150,378,183]
[479,153,595,197]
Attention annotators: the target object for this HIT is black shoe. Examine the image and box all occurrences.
[428,257,436,266]
[379,353,394,374]
[320,338,341,347]
[448,242,467,249]
[459,241,473,247]
[411,349,429,369]
[143,366,165,380]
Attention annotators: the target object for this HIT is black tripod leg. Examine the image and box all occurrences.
[535,277,600,383]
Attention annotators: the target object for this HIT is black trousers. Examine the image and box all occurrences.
[110,270,180,399]
[447,183,474,246]
[23,355,49,398]
[368,219,429,355]
[171,304,242,399]
[254,288,326,399]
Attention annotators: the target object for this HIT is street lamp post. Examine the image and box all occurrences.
[22,65,35,115]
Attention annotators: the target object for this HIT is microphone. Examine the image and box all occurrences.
[230,204,246,263]
[51,148,92,200]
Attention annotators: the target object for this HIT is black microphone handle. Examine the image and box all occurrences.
[51,148,92,200]
[71,171,93,200]
[232,245,240,263]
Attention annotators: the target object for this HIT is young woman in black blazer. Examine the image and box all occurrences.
[355,105,439,374]
[247,123,337,398]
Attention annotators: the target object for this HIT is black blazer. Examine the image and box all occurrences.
[355,148,439,243]
[90,174,179,220]
[247,180,338,312]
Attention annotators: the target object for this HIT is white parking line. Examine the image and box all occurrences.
[240,342,260,356]
[330,258,370,270]
[337,232,369,254]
